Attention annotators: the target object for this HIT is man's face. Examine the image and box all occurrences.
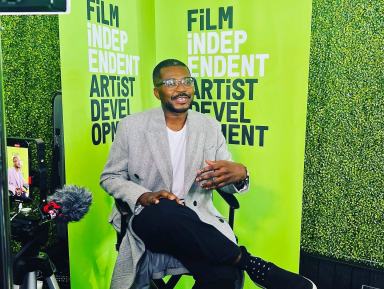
[13,157,21,169]
[154,66,194,114]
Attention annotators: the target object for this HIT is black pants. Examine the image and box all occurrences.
[132,199,242,289]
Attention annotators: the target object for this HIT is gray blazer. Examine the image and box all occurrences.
[100,108,245,289]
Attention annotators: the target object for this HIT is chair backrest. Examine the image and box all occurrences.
[114,199,130,251]
[215,189,240,229]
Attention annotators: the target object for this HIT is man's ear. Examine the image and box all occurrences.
[153,87,160,100]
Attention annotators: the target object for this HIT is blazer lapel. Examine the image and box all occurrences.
[144,109,173,190]
[184,112,205,193]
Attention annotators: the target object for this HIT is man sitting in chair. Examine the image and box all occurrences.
[100,59,317,289]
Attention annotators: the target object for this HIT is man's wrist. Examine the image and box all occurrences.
[241,165,248,181]
[234,166,249,189]
[137,192,149,206]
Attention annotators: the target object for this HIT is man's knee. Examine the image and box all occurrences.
[134,199,181,229]
[156,198,180,210]
[132,199,187,245]
[147,199,180,218]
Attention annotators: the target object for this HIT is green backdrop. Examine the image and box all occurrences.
[59,0,312,288]
[59,1,155,287]
[1,0,383,288]
[152,1,312,288]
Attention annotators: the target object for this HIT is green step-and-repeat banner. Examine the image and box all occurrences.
[59,1,312,288]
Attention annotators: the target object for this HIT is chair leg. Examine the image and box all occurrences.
[151,279,166,289]
[151,275,183,289]
[165,275,182,289]
[21,272,37,289]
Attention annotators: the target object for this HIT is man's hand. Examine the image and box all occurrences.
[196,160,247,190]
[137,190,183,206]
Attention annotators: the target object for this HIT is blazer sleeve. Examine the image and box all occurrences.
[214,121,249,194]
[100,119,151,213]
[8,169,16,194]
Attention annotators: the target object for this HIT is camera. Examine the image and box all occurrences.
[0,0,69,14]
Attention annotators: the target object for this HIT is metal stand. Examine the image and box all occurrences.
[11,214,60,289]
[13,252,60,289]
[0,20,13,289]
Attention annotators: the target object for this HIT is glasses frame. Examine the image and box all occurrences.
[156,77,195,88]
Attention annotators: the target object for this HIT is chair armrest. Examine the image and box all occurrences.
[115,198,131,215]
[216,188,240,209]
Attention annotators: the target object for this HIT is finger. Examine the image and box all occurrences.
[214,181,227,189]
[147,195,158,205]
[210,172,229,184]
[196,170,213,181]
[200,178,216,189]
[197,160,230,180]
[203,180,227,190]
[208,160,230,172]
[196,171,213,181]
[168,194,180,203]
[201,182,218,190]
[207,160,227,170]
[196,164,214,176]
[159,191,175,200]
[196,170,221,182]
[202,161,217,171]
[201,175,226,188]
[205,160,216,166]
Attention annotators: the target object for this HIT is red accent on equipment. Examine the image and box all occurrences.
[42,201,61,214]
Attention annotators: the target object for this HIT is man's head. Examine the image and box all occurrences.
[153,59,194,114]
[12,155,21,169]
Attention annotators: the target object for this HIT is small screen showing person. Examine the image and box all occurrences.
[7,146,30,199]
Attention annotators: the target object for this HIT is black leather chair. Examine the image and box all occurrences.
[115,189,240,289]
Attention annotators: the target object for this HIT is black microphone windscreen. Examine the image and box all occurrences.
[48,185,92,222]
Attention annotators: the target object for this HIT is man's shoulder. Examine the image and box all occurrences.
[8,167,16,174]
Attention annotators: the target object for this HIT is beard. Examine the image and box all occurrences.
[162,93,193,113]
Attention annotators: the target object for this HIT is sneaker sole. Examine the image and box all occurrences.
[252,277,317,289]
[251,282,266,289]
[304,277,317,289]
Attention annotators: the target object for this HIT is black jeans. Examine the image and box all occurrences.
[132,199,242,289]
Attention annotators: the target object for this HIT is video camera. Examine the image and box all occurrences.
[8,138,92,289]
[7,138,46,203]
[0,0,69,14]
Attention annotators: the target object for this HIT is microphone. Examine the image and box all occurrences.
[42,185,92,222]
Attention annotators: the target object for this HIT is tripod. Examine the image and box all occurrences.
[11,214,61,289]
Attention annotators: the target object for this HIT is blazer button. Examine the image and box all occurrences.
[134,174,139,179]
[193,201,197,206]
[219,218,224,223]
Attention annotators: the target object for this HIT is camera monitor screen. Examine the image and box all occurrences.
[7,141,30,200]
[0,0,69,14]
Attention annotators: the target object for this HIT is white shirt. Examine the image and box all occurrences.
[167,125,187,198]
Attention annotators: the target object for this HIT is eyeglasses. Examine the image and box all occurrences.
[156,77,195,88]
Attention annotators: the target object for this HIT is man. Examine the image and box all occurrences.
[100,59,316,289]
[8,154,29,198]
